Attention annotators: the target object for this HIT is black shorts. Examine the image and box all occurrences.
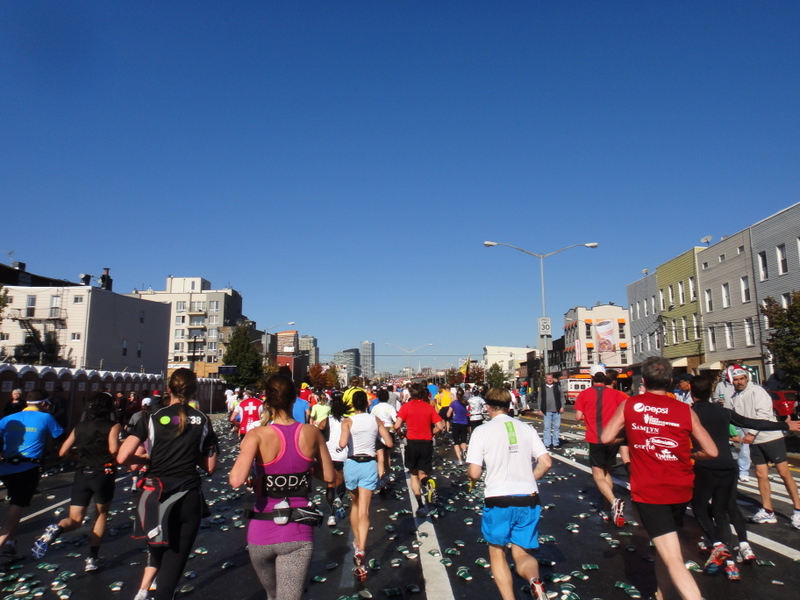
[750,438,787,466]
[0,467,41,507]
[452,423,469,446]
[438,407,451,421]
[589,442,621,470]
[71,468,116,507]
[333,460,344,472]
[633,501,686,539]
[404,440,434,473]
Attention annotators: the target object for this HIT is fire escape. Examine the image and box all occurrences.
[8,306,67,365]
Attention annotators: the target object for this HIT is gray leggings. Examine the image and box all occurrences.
[248,541,314,600]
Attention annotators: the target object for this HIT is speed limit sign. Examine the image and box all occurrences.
[538,317,551,337]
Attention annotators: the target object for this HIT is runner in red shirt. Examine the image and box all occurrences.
[231,391,264,440]
[602,357,716,600]
[394,382,443,517]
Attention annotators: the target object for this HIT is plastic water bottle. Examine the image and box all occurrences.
[273,498,290,525]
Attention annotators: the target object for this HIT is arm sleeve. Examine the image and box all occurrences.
[728,409,787,431]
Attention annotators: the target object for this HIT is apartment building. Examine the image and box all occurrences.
[1,285,169,372]
[562,304,630,373]
[626,271,661,365]
[299,335,319,366]
[360,340,375,379]
[127,276,243,370]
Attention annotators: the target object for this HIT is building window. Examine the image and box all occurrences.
[689,276,696,301]
[618,322,626,339]
[721,283,731,308]
[671,319,678,344]
[208,329,218,339]
[701,262,708,270]
[209,315,218,325]
[621,350,627,364]
[781,293,791,309]
[71,332,81,341]
[0,333,9,341]
[26,295,36,318]
[209,301,220,312]
[762,300,770,329]
[740,276,751,302]
[189,316,206,326]
[758,251,768,280]
[176,301,186,312]
[678,281,685,305]
[122,339,128,356]
[737,245,745,255]
[585,323,591,338]
[139,311,145,324]
[137,342,142,358]
[49,295,61,318]
[175,316,185,325]
[585,347,593,364]
[681,316,688,341]
[777,243,788,274]
[659,290,665,311]
[174,329,185,339]
[719,254,726,263]
[190,301,206,312]
[724,323,735,349]
[73,296,84,303]
[643,299,649,317]
[707,327,717,351]
[174,342,184,352]
[635,301,640,320]
[705,289,713,312]
[208,342,217,351]
[668,285,675,306]
[692,314,699,339]
[745,317,755,346]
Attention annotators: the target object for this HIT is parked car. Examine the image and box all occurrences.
[769,390,798,421]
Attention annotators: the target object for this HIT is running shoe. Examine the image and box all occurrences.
[704,542,730,574]
[333,498,346,521]
[422,477,438,505]
[529,577,547,600]
[133,591,150,600]
[724,560,740,581]
[84,557,101,572]
[750,508,777,524]
[353,565,367,582]
[738,473,750,482]
[612,498,626,527]
[736,541,756,564]
[415,506,429,519]
[31,524,61,559]
[792,511,800,530]
[353,548,365,567]
[327,515,337,527]
[1,541,17,559]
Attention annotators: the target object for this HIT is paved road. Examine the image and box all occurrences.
[2,413,799,600]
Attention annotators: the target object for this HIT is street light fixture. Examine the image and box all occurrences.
[385,342,434,379]
[483,241,598,377]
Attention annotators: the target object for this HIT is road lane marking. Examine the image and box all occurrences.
[21,474,131,523]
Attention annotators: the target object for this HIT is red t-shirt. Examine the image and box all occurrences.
[238,397,264,435]
[397,399,442,441]
[575,385,628,444]
[624,392,694,504]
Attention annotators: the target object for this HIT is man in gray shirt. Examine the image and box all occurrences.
[537,373,564,449]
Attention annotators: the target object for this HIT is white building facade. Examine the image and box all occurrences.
[563,304,631,374]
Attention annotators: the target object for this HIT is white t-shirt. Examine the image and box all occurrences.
[370,403,398,428]
[466,414,549,498]
[326,416,348,463]
[468,396,486,421]
[345,413,379,458]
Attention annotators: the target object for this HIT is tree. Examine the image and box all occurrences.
[308,363,329,388]
[486,363,506,388]
[762,292,800,388]
[469,364,486,385]
[221,325,263,389]
[326,364,340,388]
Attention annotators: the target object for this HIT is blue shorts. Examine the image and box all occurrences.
[481,504,542,549]
[344,459,379,491]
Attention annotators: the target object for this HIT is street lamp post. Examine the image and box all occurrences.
[259,321,296,366]
[385,342,434,379]
[483,241,598,378]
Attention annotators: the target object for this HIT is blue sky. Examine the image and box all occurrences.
[2,2,799,373]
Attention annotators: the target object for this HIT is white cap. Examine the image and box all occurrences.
[589,364,606,377]
[142,398,152,406]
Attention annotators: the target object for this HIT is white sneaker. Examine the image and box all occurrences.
[736,541,755,563]
[738,473,750,482]
[133,591,150,600]
[750,508,777,524]
[327,515,336,527]
[791,512,800,530]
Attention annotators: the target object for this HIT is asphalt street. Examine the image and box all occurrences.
[1,413,799,600]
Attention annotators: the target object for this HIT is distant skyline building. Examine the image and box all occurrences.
[277,330,299,356]
[334,348,360,379]
[360,340,375,379]
[299,335,319,365]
